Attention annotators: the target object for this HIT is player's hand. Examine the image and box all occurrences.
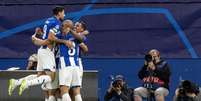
[64,40,73,48]
[83,30,89,35]
[31,34,36,42]
[35,27,43,35]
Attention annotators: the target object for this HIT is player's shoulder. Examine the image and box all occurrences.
[66,33,74,40]
[45,17,59,25]
[56,31,62,38]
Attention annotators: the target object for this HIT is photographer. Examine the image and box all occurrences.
[174,80,200,101]
[104,75,133,101]
[26,53,37,70]
[134,49,171,101]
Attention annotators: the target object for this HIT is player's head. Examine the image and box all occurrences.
[53,6,65,21]
[75,21,87,33]
[62,19,73,34]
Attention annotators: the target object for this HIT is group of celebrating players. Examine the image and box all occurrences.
[8,6,88,101]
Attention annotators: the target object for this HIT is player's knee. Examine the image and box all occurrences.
[60,85,70,96]
[48,89,56,96]
[37,71,45,76]
[72,87,81,95]
[55,88,61,98]
[45,71,55,81]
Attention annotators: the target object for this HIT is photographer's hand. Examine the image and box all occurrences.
[113,85,122,95]
[107,81,114,93]
[107,86,114,93]
[186,93,196,98]
[150,65,156,70]
[148,62,156,70]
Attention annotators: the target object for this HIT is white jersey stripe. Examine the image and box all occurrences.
[60,57,66,69]
[69,57,76,66]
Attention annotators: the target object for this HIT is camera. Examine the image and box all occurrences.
[179,80,199,94]
[110,75,124,88]
[112,80,121,87]
[177,80,200,100]
[145,54,153,63]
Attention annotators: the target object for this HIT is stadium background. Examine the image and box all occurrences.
[1,0,201,100]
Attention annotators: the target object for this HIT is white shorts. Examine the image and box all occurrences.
[78,58,83,85]
[59,66,81,87]
[46,71,59,89]
[37,48,56,72]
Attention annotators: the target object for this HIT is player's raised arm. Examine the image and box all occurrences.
[48,20,74,48]
[70,29,84,42]
[31,27,50,46]
[47,26,70,47]
[32,34,50,46]
[82,30,89,35]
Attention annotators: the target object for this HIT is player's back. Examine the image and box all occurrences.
[42,16,61,40]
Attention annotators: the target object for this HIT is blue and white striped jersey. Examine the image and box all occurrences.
[42,16,61,40]
[59,33,80,67]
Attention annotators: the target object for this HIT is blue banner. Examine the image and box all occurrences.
[0,1,201,58]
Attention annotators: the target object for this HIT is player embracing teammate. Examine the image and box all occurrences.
[8,6,89,101]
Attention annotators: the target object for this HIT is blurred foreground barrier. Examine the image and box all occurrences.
[0,70,98,101]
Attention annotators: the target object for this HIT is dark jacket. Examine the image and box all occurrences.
[138,59,171,90]
[104,85,134,101]
[174,80,200,101]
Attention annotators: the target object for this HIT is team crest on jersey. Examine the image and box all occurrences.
[55,25,59,29]
[45,20,50,24]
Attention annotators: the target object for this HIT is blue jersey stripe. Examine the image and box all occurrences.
[59,33,80,67]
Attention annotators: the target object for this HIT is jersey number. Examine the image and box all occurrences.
[68,42,76,56]
[68,48,76,56]
[42,25,48,39]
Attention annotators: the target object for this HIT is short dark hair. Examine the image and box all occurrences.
[52,6,64,15]
[79,21,87,30]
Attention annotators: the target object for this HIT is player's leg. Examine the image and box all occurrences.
[71,87,82,101]
[55,88,62,101]
[78,58,83,89]
[71,67,82,101]
[8,56,43,96]
[8,74,38,96]
[46,71,60,101]
[54,57,62,101]
[48,90,56,101]
[19,73,53,95]
[47,58,61,101]
[60,86,71,101]
[69,58,83,101]
[59,67,73,101]
[69,88,74,101]
[69,60,79,101]
[44,90,49,101]
[19,48,56,95]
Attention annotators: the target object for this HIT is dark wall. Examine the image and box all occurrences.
[0,70,98,101]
